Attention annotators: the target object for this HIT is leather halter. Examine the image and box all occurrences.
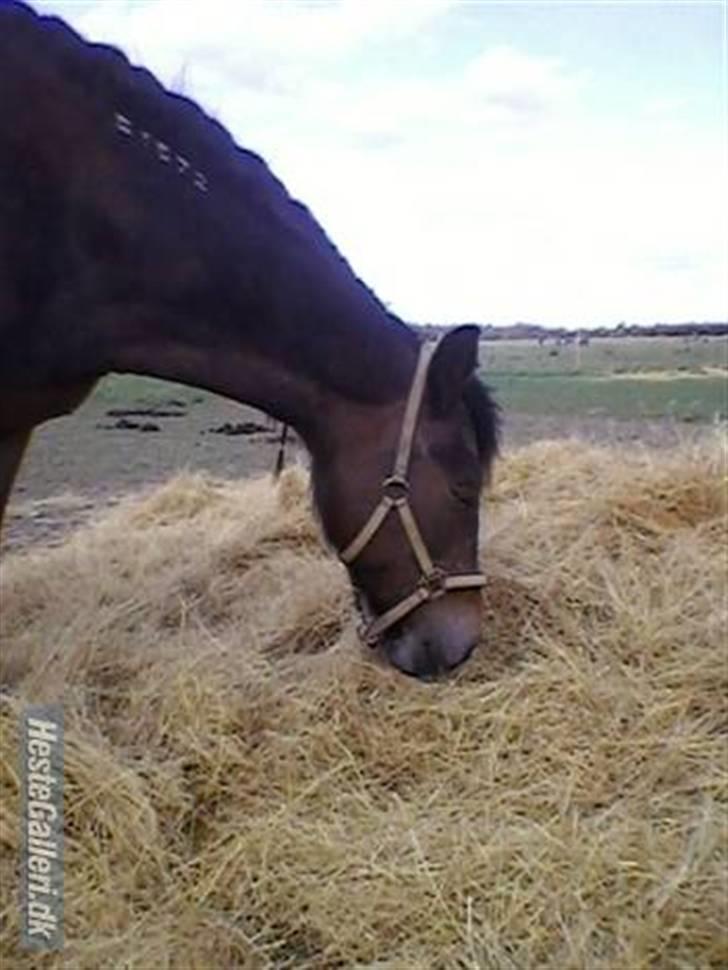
[340,337,486,646]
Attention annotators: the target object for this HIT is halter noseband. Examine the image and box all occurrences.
[339,337,486,647]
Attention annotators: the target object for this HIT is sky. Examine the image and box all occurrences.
[30,0,727,328]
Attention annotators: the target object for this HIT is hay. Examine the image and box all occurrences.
[1,434,726,968]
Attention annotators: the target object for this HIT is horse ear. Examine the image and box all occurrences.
[427,325,480,416]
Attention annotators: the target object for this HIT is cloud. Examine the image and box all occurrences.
[302,45,585,143]
[29,1,726,325]
[36,1,454,82]
[34,2,584,146]
[463,46,586,117]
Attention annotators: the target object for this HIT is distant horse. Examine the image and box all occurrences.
[0,0,498,678]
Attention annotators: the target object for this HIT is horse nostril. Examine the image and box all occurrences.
[384,626,479,680]
[404,641,434,680]
[416,637,477,680]
[403,639,450,680]
[423,639,446,677]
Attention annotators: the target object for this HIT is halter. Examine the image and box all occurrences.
[340,337,486,646]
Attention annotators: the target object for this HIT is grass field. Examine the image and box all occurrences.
[480,336,727,421]
[1,433,726,968]
[90,373,213,407]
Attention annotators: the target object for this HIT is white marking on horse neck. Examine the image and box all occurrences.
[113,112,209,192]
[115,112,132,136]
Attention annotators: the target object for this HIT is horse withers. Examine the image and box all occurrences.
[0,0,498,678]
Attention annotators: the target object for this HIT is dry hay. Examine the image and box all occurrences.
[0,433,726,969]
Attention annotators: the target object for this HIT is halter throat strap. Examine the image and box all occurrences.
[339,337,485,646]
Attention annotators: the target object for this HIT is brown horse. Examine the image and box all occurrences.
[0,1,498,678]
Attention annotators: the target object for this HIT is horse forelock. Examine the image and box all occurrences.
[463,377,500,475]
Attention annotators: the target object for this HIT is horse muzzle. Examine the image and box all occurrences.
[376,592,482,679]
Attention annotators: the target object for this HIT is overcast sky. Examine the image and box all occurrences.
[32,0,726,328]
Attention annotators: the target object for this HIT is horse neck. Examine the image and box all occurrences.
[107,273,419,460]
[213,186,421,432]
[239,311,418,460]
[7,5,421,444]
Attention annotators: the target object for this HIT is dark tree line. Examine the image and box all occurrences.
[415,321,728,341]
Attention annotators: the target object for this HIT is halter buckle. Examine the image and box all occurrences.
[421,566,447,600]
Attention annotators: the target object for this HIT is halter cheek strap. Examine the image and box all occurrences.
[340,338,485,646]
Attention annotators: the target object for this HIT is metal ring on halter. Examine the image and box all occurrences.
[381,475,408,502]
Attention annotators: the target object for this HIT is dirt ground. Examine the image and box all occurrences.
[2,391,711,551]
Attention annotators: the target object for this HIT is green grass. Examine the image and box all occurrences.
[485,373,727,421]
[91,374,216,407]
[480,336,727,421]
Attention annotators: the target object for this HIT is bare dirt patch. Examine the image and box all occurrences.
[3,391,713,551]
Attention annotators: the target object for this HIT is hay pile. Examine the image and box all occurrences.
[1,435,726,969]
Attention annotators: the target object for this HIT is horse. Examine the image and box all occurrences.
[0,0,498,679]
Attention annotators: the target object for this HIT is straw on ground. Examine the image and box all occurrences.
[1,434,726,968]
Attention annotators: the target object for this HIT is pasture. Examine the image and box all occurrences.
[5,336,725,551]
[1,433,726,968]
[480,335,727,421]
